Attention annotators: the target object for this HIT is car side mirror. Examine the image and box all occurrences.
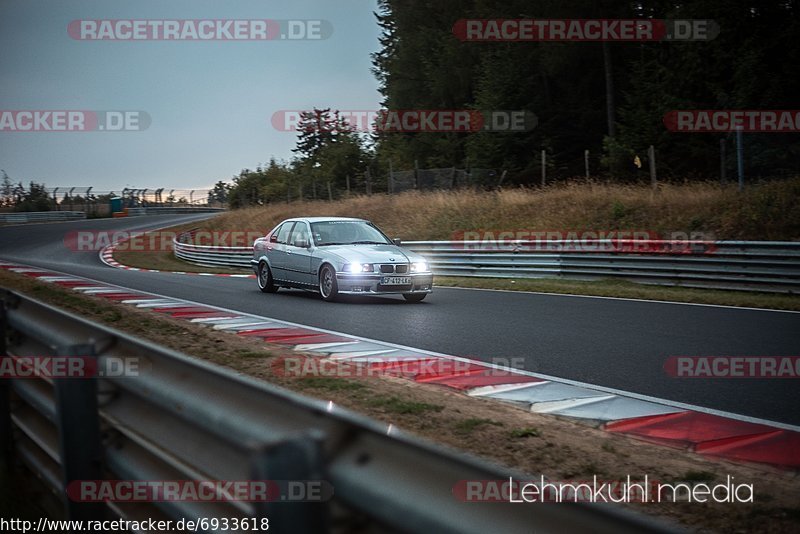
[393,238,402,246]
[269,234,278,243]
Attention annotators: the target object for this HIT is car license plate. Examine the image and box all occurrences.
[381,276,411,285]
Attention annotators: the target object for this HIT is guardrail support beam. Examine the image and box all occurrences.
[53,343,105,520]
[0,300,12,471]
[250,431,329,534]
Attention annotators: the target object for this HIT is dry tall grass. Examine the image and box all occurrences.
[199,179,800,241]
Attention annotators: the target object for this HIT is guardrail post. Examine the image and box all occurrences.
[648,145,657,190]
[584,149,590,178]
[250,431,328,533]
[541,150,546,186]
[53,343,104,520]
[0,299,12,470]
[736,128,745,191]
[719,138,727,184]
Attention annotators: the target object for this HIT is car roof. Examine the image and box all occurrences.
[287,216,367,223]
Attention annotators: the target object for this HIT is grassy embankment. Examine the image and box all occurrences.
[112,179,800,309]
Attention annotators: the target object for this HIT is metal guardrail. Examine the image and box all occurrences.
[0,208,220,223]
[173,234,252,269]
[125,207,225,217]
[0,211,86,224]
[145,207,226,214]
[172,236,800,293]
[0,290,670,533]
[124,207,148,217]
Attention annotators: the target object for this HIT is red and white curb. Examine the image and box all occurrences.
[2,259,799,471]
[99,243,255,278]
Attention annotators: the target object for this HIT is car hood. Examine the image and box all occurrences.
[315,244,425,265]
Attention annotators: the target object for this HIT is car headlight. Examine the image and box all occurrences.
[410,261,429,273]
[343,263,373,273]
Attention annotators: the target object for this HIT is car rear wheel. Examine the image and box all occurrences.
[319,265,339,302]
[257,262,278,293]
[403,293,426,302]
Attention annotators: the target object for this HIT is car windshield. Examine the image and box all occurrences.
[310,221,391,246]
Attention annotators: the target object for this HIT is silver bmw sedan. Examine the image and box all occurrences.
[251,217,433,302]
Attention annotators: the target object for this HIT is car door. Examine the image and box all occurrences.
[269,222,295,281]
[285,221,314,286]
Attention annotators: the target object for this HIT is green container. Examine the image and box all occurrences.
[110,197,123,213]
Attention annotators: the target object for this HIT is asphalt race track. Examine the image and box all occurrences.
[1,214,799,425]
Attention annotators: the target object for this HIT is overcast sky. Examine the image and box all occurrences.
[0,0,382,192]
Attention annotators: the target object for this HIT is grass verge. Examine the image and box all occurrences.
[434,276,800,311]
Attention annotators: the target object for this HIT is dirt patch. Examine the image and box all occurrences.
[1,268,798,533]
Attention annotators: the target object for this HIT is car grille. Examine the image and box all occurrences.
[379,264,409,273]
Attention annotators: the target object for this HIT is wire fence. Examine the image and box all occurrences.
[42,187,214,207]
[0,187,218,216]
[337,167,499,197]
[389,167,504,193]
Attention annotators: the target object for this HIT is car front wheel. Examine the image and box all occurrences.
[403,293,426,302]
[257,262,278,293]
[319,265,339,302]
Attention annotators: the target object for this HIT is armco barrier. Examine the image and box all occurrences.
[172,236,800,293]
[0,211,86,224]
[124,207,226,217]
[145,207,226,214]
[0,289,671,533]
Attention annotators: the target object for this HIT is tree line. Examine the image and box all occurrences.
[1,172,52,211]
[371,0,799,182]
[221,1,800,207]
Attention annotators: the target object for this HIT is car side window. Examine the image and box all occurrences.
[268,224,281,242]
[275,222,294,244]
[288,223,311,247]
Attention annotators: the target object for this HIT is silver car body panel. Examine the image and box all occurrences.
[251,217,433,296]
